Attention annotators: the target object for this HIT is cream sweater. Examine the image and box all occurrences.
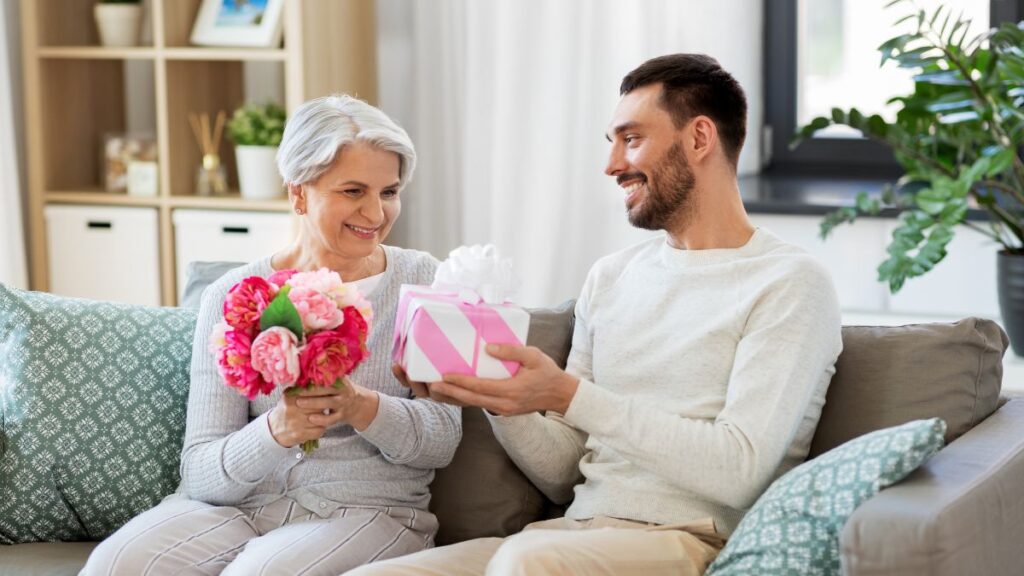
[489,229,842,535]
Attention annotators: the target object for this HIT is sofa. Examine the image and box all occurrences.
[1,265,1023,576]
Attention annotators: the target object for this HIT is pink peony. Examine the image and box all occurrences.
[250,327,301,387]
[287,269,345,296]
[208,320,231,354]
[267,268,298,289]
[341,305,369,354]
[216,329,274,400]
[223,277,275,334]
[299,321,368,388]
[288,286,344,332]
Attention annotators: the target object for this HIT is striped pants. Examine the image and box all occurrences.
[80,496,437,576]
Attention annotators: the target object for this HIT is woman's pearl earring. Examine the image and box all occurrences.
[295,207,305,215]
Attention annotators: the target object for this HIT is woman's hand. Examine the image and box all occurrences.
[268,377,380,447]
[392,364,466,406]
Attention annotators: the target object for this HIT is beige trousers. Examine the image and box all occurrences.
[80,496,437,576]
[346,516,725,576]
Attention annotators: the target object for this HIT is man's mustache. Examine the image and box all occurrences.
[616,172,647,186]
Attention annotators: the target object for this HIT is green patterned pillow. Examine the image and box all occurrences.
[0,284,196,544]
[707,418,946,576]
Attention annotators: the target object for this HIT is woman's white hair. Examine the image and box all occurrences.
[276,94,416,189]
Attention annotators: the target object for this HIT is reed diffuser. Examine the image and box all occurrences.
[188,111,228,196]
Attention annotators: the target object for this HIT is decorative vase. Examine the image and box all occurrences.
[94,3,142,48]
[997,251,1024,357]
[235,146,284,200]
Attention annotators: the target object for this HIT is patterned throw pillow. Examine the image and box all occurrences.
[707,418,946,576]
[0,284,196,544]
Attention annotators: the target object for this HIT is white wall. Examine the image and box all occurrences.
[751,214,1001,319]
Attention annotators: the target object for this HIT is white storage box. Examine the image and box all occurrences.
[44,205,161,306]
[172,209,295,301]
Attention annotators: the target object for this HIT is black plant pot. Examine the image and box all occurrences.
[997,251,1024,357]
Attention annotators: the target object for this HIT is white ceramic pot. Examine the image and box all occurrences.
[235,145,285,200]
[94,3,142,48]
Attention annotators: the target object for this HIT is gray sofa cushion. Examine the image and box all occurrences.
[179,261,244,309]
[809,318,1007,458]
[428,300,575,545]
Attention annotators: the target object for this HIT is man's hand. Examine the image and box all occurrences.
[430,344,579,416]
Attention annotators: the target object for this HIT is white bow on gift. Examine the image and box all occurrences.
[432,244,518,304]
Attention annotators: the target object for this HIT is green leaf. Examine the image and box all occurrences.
[963,157,992,183]
[878,34,919,64]
[866,114,889,137]
[854,191,883,214]
[893,13,917,27]
[878,253,911,292]
[924,91,974,112]
[259,284,304,339]
[938,110,980,124]
[918,225,954,265]
[915,187,946,215]
[939,198,969,225]
[913,71,969,86]
[947,15,967,44]
[938,9,953,39]
[819,207,858,240]
[986,148,1017,177]
[790,116,832,148]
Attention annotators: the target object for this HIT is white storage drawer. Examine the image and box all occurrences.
[45,205,161,306]
[173,209,295,301]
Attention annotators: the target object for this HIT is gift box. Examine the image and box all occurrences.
[392,284,531,382]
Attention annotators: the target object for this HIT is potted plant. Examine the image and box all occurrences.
[792,1,1024,353]
[94,0,142,47]
[227,102,287,200]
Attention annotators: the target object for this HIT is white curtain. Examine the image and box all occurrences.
[0,0,27,289]
[379,0,763,306]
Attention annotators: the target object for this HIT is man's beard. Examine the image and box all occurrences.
[625,141,695,231]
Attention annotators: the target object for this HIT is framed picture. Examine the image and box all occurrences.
[190,0,285,48]
[102,134,158,193]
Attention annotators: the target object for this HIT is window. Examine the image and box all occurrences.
[764,0,1023,176]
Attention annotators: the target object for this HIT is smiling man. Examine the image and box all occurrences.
[354,53,843,576]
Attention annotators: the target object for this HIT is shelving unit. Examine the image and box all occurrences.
[21,0,377,305]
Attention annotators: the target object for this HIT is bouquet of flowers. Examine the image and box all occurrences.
[210,268,373,453]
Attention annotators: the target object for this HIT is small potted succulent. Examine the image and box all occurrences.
[227,102,287,200]
[94,0,142,47]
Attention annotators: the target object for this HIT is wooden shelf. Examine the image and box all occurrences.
[162,47,287,62]
[22,0,378,306]
[37,47,157,60]
[46,191,162,207]
[169,195,291,212]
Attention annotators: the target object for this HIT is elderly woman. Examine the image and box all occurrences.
[83,95,460,575]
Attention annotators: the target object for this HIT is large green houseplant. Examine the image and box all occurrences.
[792,1,1024,353]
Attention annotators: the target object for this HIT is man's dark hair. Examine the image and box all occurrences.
[620,54,747,168]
